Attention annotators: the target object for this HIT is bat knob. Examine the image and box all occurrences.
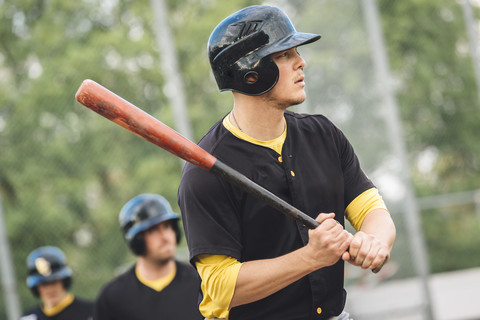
[372,257,387,273]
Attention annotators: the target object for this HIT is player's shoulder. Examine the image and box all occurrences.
[174,260,201,288]
[72,296,95,308]
[181,114,232,177]
[20,306,43,320]
[285,110,337,132]
[285,110,331,123]
[20,315,39,320]
[176,260,200,276]
[196,114,233,152]
[176,260,197,273]
[98,265,136,295]
[68,297,94,319]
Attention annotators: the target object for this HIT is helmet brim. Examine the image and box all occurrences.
[256,32,321,60]
[124,212,179,241]
[27,267,72,288]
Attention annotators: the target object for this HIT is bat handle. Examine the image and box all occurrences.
[210,160,319,228]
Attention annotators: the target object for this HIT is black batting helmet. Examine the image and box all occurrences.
[119,193,181,256]
[26,246,72,297]
[208,5,320,96]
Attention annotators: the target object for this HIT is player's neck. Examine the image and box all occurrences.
[232,94,286,141]
[136,256,175,281]
[41,290,68,309]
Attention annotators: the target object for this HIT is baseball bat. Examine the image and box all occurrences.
[75,79,384,273]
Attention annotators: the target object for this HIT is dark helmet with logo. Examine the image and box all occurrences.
[26,246,72,297]
[119,193,181,256]
[208,5,321,96]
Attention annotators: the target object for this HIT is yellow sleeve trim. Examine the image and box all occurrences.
[135,264,176,292]
[345,187,388,231]
[42,293,74,316]
[195,254,243,319]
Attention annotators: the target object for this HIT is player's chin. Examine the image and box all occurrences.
[155,250,176,262]
[290,94,306,106]
[160,246,176,257]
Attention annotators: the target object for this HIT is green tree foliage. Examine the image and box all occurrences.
[381,0,480,194]
[0,0,255,314]
[0,0,248,310]
[380,0,480,273]
[1,0,480,316]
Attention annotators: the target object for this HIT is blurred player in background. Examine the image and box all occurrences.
[21,245,94,320]
[94,193,203,319]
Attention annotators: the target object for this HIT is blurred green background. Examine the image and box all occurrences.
[1,0,480,318]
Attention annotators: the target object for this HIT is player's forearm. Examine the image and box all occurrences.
[230,214,351,308]
[229,247,317,308]
[360,208,396,250]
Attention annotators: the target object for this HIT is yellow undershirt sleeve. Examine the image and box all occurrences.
[195,254,243,319]
[345,187,389,231]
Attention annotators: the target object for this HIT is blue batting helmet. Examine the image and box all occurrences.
[119,193,181,255]
[26,246,72,296]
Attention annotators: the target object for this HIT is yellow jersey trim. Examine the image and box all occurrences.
[195,254,243,319]
[345,187,389,231]
[223,113,286,155]
[135,264,177,292]
[42,293,74,316]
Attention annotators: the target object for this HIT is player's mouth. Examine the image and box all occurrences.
[295,76,305,87]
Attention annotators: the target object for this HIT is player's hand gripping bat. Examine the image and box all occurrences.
[75,79,384,273]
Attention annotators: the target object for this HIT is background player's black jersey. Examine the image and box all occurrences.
[21,297,93,320]
[94,260,203,320]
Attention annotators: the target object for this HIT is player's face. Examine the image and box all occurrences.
[264,47,307,108]
[143,221,177,263]
[37,280,67,308]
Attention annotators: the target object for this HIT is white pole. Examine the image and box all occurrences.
[461,0,480,102]
[149,0,194,146]
[0,186,22,320]
[475,190,480,231]
[361,0,434,319]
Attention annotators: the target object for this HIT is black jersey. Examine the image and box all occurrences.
[20,297,93,320]
[94,260,203,320]
[178,111,374,320]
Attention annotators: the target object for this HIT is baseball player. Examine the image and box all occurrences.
[94,193,203,319]
[21,246,94,320]
[178,5,396,320]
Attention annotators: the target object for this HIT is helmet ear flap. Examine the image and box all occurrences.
[238,57,279,95]
[129,233,146,256]
[171,220,182,244]
[63,277,72,291]
[30,286,40,297]
[217,57,278,96]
